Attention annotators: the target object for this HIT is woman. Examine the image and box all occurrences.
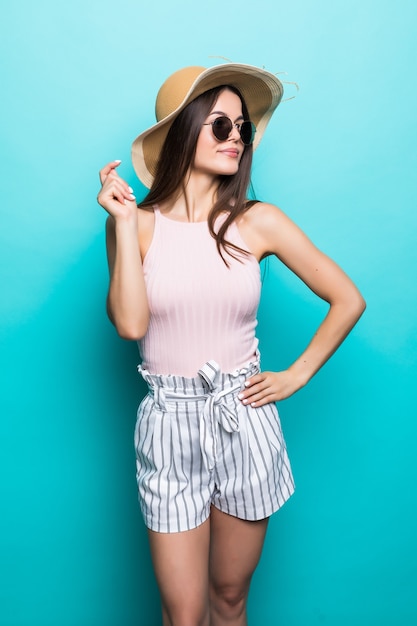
[97,63,365,626]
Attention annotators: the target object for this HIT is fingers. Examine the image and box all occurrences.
[98,182,135,208]
[99,159,122,185]
[97,160,136,215]
[238,372,273,407]
[238,370,301,406]
[105,177,135,203]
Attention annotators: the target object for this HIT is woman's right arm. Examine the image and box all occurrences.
[97,161,150,340]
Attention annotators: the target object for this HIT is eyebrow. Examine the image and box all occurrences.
[208,110,245,122]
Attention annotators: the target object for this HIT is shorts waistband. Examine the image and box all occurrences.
[138,355,259,393]
[137,355,260,473]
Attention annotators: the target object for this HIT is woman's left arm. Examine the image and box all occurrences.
[238,202,366,408]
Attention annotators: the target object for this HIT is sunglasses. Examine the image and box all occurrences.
[203,116,256,146]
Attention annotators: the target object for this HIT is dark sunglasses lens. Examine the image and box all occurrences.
[240,121,255,145]
[212,117,232,141]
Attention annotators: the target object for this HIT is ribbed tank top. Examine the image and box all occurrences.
[138,206,261,377]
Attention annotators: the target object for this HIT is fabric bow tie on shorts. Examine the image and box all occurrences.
[143,360,245,473]
[196,361,243,472]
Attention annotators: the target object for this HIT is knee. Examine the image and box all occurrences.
[210,581,248,619]
[163,604,209,626]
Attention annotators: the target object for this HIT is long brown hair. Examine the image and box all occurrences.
[139,85,257,264]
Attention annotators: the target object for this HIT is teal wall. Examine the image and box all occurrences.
[1,1,416,624]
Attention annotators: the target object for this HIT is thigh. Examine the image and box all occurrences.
[148,520,211,625]
[209,506,269,591]
[135,394,212,533]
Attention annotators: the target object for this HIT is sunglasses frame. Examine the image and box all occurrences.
[203,116,256,146]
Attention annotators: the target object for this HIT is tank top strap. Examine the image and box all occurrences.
[152,203,162,227]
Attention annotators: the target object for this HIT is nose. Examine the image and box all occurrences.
[229,123,241,141]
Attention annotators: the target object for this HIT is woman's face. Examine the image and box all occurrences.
[192,88,245,178]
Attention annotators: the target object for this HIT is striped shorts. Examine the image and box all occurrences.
[134,357,295,533]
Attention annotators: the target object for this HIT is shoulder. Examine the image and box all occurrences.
[238,201,300,260]
[243,201,293,229]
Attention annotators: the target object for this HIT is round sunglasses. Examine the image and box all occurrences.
[203,116,256,146]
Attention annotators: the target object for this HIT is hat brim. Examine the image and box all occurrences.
[132,63,283,188]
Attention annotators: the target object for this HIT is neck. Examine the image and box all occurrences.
[164,171,220,222]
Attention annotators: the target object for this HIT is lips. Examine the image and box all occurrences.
[219,149,240,158]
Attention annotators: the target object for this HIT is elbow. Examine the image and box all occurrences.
[107,304,149,341]
[348,289,366,324]
[355,291,366,316]
[330,288,366,328]
[115,321,149,341]
[118,331,144,341]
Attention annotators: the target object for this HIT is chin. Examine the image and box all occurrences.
[223,167,240,177]
[215,163,240,176]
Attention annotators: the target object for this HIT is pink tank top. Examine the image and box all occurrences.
[138,206,261,377]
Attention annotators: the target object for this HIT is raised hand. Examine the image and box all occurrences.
[97,160,137,220]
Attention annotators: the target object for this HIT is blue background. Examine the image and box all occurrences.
[1,1,416,624]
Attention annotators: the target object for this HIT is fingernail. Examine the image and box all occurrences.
[242,399,248,405]
[244,381,250,387]
[128,186,134,193]
[251,402,256,407]
[129,194,136,200]
[115,159,122,163]
[238,393,244,400]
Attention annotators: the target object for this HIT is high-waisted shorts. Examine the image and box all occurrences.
[134,356,295,533]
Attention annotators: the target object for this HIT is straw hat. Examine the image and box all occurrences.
[131,63,284,188]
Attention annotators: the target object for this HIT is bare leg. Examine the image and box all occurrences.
[147,519,211,626]
[209,507,269,626]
